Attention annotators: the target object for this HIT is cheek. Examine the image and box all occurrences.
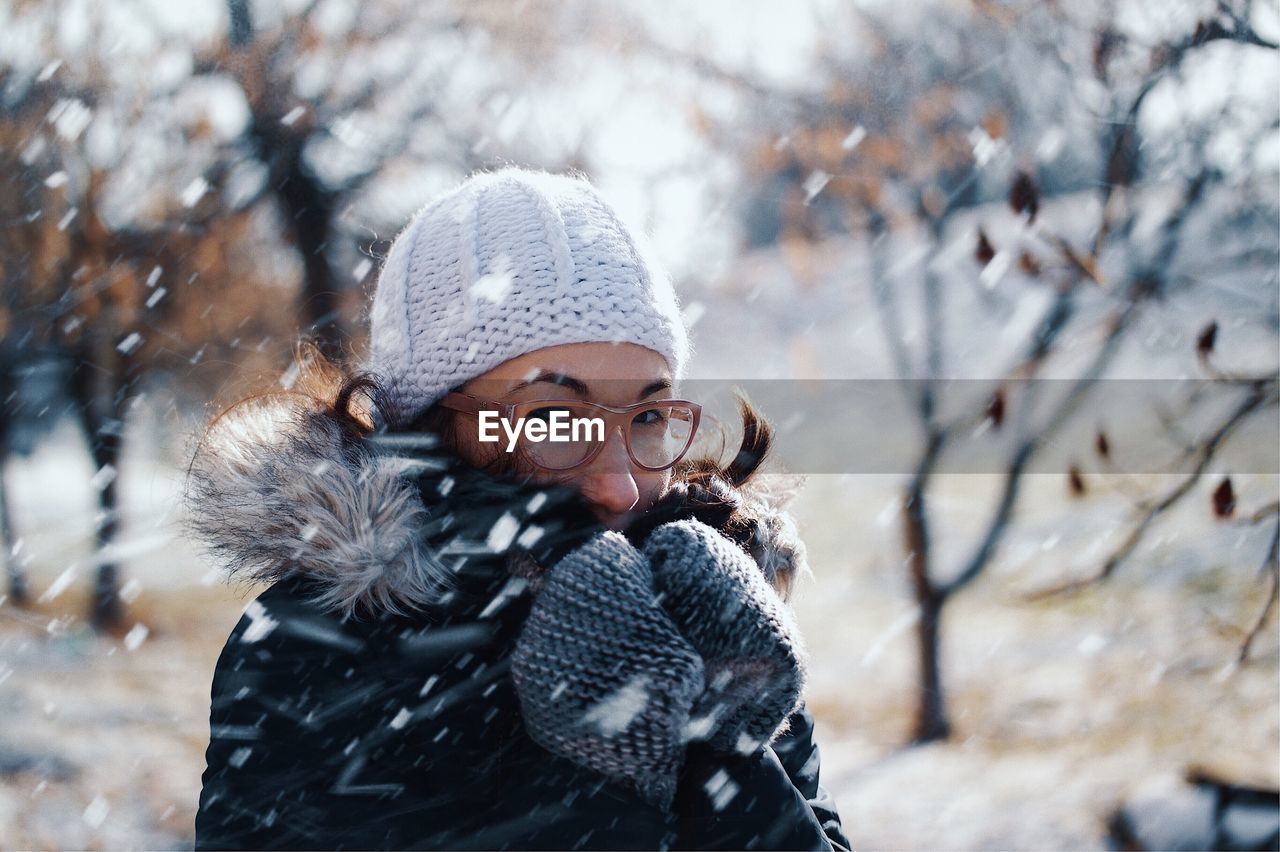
[636,470,670,510]
[535,469,668,512]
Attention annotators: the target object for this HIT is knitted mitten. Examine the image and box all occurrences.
[510,530,706,812]
[640,519,807,754]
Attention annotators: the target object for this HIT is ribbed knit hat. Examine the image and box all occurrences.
[364,167,691,417]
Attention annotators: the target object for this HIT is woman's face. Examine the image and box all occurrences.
[449,342,675,531]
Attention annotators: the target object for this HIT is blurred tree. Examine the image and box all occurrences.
[661,0,1279,742]
[0,55,284,628]
[0,0,585,629]
[203,0,604,359]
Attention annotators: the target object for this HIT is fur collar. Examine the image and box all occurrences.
[184,399,810,619]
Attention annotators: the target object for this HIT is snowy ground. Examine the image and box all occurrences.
[0,412,1276,850]
[788,474,1279,850]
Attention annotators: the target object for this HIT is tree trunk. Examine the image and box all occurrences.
[88,439,124,632]
[903,484,951,743]
[277,156,343,359]
[68,338,129,632]
[912,588,950,742]
[227,0,346,362]
[0,458,28,607]
[0,360,28,606]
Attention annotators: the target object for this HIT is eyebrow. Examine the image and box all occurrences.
[638,377,673,399]
[507,371,672,401]
[508,371,590,396]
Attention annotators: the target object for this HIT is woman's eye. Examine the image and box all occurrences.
[528,406,573,423]
[634,409,669,426]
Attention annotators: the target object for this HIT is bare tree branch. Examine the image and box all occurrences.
[1238,516,1279,663]
[1024,381,1276,599]
[941,292,1148,600]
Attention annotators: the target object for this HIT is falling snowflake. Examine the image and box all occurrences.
[515,525,544,549]
[123,623,149,652]
[486,512,519,552]
[116,333,143,355]
[968,125,1006,167]
[241,601,278,644]
[1077,633,1108,657]
[479,576,529,619]
[37,59,62,82]
[979,251,1010,289]
[581,675,651,737]
[703,769,740,811]
[49,97,92,141]
[682,711,719,742]
[119,580,142,603]
[83,795,109,828]
[802,170,831,204]
[841,125,867,151]
[39,566,78,604]
[681,301,706,329]
[470,272,514,304]
[390,707,413,730]
[89,464,117,491]
[181,177,209,208]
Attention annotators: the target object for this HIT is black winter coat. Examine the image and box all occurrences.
[187,406,850,851]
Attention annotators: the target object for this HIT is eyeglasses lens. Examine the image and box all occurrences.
[517,403,696,471]
[628,404,695,469]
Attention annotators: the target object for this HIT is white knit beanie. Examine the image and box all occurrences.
[364,167,691,417]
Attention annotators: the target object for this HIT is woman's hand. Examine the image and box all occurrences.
[510,530,705,812]
[641,519,808,755]
[511,515,808,815]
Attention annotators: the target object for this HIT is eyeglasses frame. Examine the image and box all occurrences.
[437,391,703,472]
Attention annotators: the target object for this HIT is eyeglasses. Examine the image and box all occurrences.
[438,391,702,472]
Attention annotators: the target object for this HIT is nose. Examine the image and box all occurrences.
[574,426,639,522]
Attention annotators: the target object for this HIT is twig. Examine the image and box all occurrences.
[1025,382,1274,599]
[1239,517,1279,663]
[867,214,919,386]
[1245,501,1280,525]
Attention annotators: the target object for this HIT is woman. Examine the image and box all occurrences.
[187,168,850,850]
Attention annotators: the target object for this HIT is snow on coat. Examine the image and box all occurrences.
[185,397,850,850]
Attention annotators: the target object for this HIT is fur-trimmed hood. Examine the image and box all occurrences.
[183,399,810,619]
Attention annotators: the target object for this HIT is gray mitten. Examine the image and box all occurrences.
[510,530,705,812]
[641,519,808,755]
